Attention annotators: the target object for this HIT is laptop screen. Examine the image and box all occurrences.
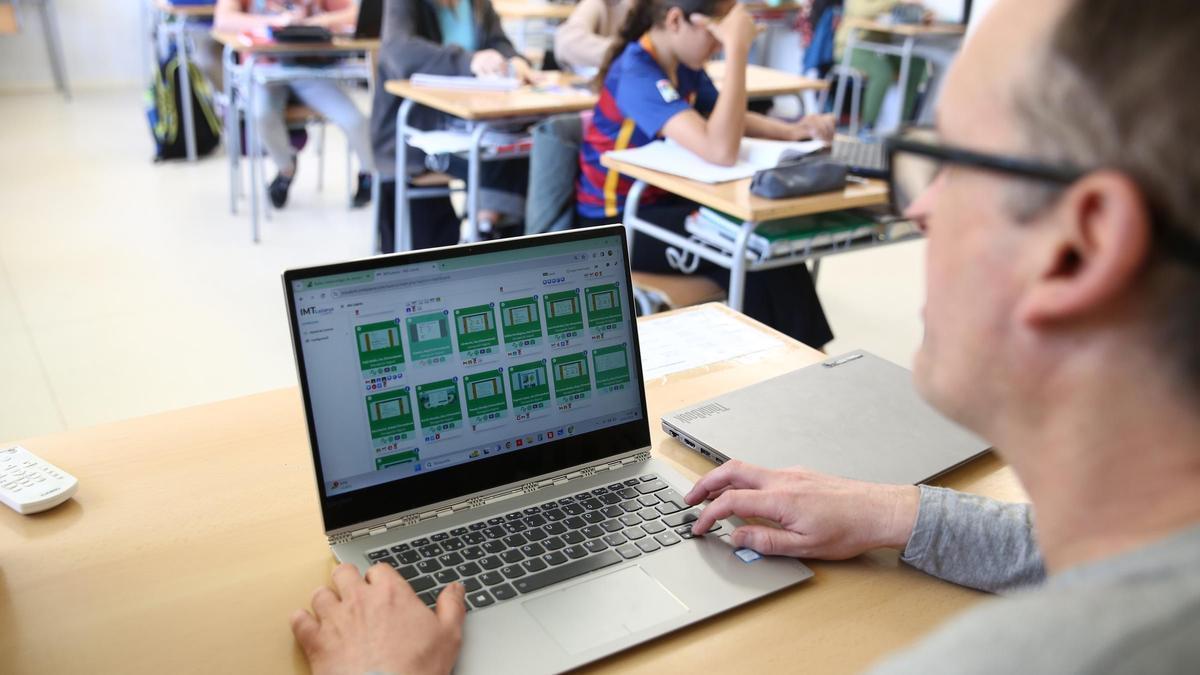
[284,227,650,532]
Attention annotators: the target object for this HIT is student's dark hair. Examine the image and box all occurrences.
[1008,0,1200,397]
[593,0,725,89]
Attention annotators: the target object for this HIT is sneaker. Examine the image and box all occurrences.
[269,170,295,209]
[352,173,372,208]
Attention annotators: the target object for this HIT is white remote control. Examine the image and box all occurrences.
[0,445,79,515]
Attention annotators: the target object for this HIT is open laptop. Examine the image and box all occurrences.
[283,226,812,675]
[662,351,991,485]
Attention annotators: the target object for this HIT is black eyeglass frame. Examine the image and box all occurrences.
[883,128,1200,268]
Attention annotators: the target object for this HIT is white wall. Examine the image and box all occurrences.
[0,0,147,92]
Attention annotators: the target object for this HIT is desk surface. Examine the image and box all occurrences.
[0,304,1020,674]
[843,17,967,37]
[385,63,823,121]
[211,30,379,54]
[601,153,889,222]
[156,0,215,18]
[494,0,575,21]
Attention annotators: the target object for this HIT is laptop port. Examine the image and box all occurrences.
[682,438,696,449]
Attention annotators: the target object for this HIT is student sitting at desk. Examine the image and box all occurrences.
[553,0,631,73]
[370,0,536,251]
[287,1,1200,673]
[835,0,930,133]
[214,0,375,209]
[577,0,837,348]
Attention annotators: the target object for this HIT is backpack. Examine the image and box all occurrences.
[145,47,221,161]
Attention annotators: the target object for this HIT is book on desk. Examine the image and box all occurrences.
[686,207,880,260]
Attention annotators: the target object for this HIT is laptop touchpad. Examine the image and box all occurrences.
[523,566,689,655]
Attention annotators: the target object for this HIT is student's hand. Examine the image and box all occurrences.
[509,57,537,85]
[692,4,759,59]
[470,49,509,78]
[290,563,467,675]
[792,113,836,142]
[684,460,920,560]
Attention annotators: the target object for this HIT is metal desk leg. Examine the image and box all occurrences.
[465,121,490,243]
[831,28,857,126]
[37,0,70,100]
[727,221,755,313]
[623,180,646,263]
[173,22,197,161]
[224,45,240,214]
[895,36,916,127]
[394,98,414,252]
[246,58,261,243]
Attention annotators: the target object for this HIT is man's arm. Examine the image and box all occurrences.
[687,462,1045,592]
[902,486,1045,592]
[553,0,615,71]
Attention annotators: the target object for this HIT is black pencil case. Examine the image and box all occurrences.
[749,157,847,199]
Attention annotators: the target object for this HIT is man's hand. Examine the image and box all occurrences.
[684,460,920,560]
[692,4,759,59]
[792,113,836,142]
[290,563,466,675]
[470,49,508,78]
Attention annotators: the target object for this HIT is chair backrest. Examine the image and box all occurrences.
[525,112,583,235]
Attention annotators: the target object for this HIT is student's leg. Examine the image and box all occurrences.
[848,48,896,129]
[376,179,460,253]
[290,79,375,173]
[444,155,529,232]
[185,25,223,94]
[253,82,295,173]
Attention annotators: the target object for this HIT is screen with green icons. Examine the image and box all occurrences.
[415,378,463,430]
[453,303,500,353]
[375,448,420,470]
[508,360,550,408]
[592,343,631,389]
[499,296,543,345]
[543,289,584,336]
[463,368,508,419]
[584,283,623,328]
[355,320,406,371]
[365,388,416,440]
[406,312,453,362]
[551,351,592,398]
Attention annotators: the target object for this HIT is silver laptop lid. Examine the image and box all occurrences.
[662,351,990,485]
[283,227,651,536]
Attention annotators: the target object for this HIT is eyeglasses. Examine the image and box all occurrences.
[883,125,1200,268]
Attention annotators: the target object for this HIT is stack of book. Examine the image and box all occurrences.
[685,208,881,261]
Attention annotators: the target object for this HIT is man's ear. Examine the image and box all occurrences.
[1016,171,1153,326]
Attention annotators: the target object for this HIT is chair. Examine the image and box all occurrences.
[525,113,728,316]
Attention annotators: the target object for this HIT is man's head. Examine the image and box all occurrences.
[910,0,1200,437]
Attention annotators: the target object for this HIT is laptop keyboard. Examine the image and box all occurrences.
[364,474,720,611]
[831,137,887,173]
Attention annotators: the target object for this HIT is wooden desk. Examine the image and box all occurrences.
[841,17,967,37]
[600,152,897,310]
[384,77,595,122]
[708,62,827,99]
[494,0,575,21]
[0,303,1019,674]
[212,31,379,243]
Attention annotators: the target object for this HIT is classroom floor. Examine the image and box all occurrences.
[0,89,926,442]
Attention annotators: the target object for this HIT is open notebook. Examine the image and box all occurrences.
[605,138,827,184]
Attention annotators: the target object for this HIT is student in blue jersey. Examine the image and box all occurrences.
[575,0,838,348]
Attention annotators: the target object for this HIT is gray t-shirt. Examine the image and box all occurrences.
[868,486,1200,674]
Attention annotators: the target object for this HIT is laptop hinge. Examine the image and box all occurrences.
[330,449,652,545]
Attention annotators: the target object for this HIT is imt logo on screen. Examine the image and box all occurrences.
[300,306,318,316]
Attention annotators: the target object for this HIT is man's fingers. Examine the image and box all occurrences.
[435,582,467,633]
[311,585,339,618]
[331,562,362,598]
[365,561,400,586]
[684,460,774,505]
[289,608,321,651]
[730,525,810,558]
[690,488,783,535]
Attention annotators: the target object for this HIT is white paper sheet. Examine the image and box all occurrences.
[410,73,521,91]
[638,306,783,379]
[605,138,828,184]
